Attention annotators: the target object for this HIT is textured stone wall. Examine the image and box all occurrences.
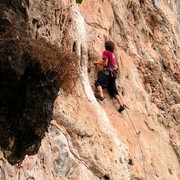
[0,0,179,179]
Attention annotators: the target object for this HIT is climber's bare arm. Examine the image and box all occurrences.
[93,58,108,67]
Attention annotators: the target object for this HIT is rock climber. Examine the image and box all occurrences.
[93,40,125,112]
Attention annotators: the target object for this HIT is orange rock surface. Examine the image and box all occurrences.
[0,0,179,179]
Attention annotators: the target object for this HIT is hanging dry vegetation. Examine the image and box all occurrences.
[0,1,79,165]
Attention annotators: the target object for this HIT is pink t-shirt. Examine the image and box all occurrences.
[102,50,117,70]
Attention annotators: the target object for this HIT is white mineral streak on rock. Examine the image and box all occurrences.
[72,9,110,123]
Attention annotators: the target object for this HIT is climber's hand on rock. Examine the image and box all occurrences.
[93,61,98,65]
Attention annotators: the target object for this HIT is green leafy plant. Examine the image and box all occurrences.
[76,0,83,4]
[24,0,29,7]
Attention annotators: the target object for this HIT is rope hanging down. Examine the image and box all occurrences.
[89,31,147,178]
[125,108,148,180]
[119,95,148,180]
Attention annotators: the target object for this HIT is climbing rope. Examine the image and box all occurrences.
[125,108,148,180]
[119,95,148,180]
[117,52,148,179]
[89,29,148,178]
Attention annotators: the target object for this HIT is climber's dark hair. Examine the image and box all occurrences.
[105,41,115,52]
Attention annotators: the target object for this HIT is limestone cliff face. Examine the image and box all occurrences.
[0,0,179,180]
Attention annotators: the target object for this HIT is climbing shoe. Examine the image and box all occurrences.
[118,105,125,112]
[94,93,105,101]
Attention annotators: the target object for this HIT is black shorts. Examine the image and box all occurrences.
[94,70,119,97]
